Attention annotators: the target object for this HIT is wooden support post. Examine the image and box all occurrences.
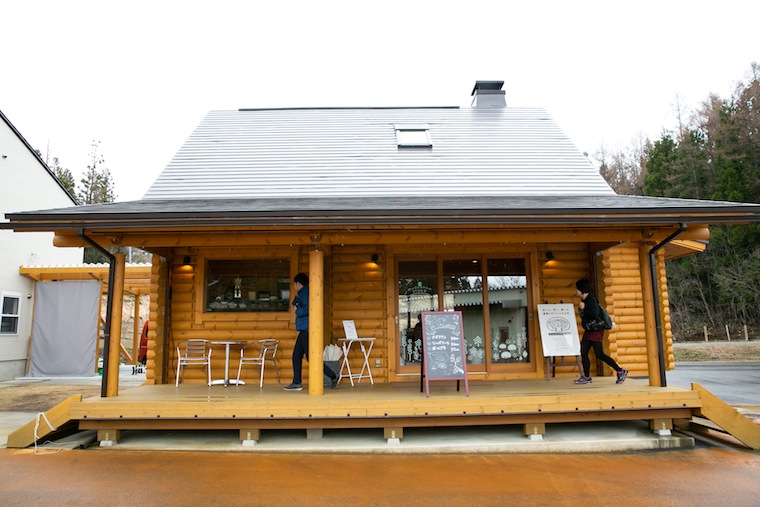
[638,244,661,387]
[132,294,140,365]
[240,428,261,446]
[524,422,545,440]
[106,253,126,397]
[97,429,121,446]
[649,418,673,436]
[308,249,325,396]
[384,427,403,444]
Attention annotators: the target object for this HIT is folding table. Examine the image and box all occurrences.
[339,320,375,386]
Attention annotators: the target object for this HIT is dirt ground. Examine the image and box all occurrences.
[0,384,100,413]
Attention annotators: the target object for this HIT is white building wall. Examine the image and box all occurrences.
[0,117,82,380]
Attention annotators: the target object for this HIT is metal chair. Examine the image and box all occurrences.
[236,339,280,387]
[176,339,212,387]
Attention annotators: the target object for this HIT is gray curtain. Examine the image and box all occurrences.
[29,281,100,377]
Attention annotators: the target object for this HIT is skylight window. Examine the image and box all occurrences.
[395,124,431,148]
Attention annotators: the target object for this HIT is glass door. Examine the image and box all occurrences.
[443,257,486,373]
[486,258,530,367]
[397,259,438,372]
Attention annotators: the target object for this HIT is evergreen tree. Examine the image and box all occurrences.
[642,64,760,339]
[77,141,116,205]
[49,157,76,199]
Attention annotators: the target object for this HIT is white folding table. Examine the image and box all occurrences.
[339,320,375,386]
[338,337,375,386]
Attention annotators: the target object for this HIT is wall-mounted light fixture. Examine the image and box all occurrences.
[545,251,555,261]
[370,253,379,264]
[182,256,191,266]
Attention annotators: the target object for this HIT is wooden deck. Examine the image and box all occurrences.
[67,377,700,444]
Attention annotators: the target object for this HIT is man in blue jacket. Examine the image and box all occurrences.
[284,272,340,391]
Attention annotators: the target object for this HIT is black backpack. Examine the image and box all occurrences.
[585,300,614,331]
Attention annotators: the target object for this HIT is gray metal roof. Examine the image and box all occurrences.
[5,195,760,231]
[143,107,616,200]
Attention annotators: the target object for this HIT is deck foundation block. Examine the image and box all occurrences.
[241,429,260,446]
[384,427,403,444]
[524,422,545,440]
[97,429,121,447]
[307,428,323,440]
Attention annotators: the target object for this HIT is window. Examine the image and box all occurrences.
[396,255,530,375]
[205,259,290,313]
[1,292,21,335]
[398,259,438,366]
[395,124,432,148]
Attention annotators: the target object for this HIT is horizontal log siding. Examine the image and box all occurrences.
[165,250,296,385]
[148,239,675,386]
[329,246,387,382]
[602,245,646,377]
[540,244,589,375]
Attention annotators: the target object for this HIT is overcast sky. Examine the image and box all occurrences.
[3,1,758,202]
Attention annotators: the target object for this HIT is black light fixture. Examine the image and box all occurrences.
[182,256,191,266]
[371,253,379,263]
[545,251,555,261]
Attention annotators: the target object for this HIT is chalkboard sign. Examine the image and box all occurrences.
[421,311,469,397]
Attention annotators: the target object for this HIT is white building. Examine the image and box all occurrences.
[0,110,82,380]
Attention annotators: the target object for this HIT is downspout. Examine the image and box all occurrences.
[649,223,687,388]
[77,229,114,397]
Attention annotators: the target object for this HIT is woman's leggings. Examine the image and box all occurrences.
[580,338,621,377]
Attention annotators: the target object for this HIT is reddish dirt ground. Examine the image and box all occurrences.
[1,446,759,505]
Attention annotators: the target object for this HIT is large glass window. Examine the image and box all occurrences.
[1,292,21,334]
[487,258,529,364]
[205,259,290,313]
[396,256,530,375]
[398,260,438,366]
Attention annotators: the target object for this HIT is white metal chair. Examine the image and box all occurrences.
[236,339,281,387]
[176,339,212,387]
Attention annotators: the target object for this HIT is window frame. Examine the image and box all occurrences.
[193,249,298,324]
[1,291,22,336]
[394,124,432,148]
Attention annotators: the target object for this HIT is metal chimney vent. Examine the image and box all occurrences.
[471,81,506,108]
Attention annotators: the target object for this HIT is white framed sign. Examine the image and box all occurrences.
[537,304,581,357]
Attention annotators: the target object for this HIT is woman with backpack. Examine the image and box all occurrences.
[574,278,628,385]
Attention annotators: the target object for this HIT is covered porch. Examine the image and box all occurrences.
[9,375,705,448]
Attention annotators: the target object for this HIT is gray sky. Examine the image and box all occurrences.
[3,0,758,202]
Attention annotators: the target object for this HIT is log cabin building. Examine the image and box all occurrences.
[4,81,760,448]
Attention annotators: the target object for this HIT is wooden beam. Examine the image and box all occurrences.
[639,244,661,386]
[106,253,125,397]
[309,249,325,396]
[53,228,667,249]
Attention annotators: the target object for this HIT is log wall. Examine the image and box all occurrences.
[148,239,676,385]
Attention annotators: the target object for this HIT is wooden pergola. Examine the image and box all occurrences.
[20,264,152,367]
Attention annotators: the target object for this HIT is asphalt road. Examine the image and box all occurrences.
[0,363,758,506]
[2,446,759,506]
[666,362,760,405]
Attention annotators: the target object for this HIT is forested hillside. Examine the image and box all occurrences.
[598,63,760,341]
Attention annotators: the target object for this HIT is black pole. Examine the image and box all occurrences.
[77,230,115,397]
[649,223,687,388]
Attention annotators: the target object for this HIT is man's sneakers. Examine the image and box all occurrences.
[616,368,629,384]
[283,383,303,391]
[574,376,592,384]
[330,375,340,388]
